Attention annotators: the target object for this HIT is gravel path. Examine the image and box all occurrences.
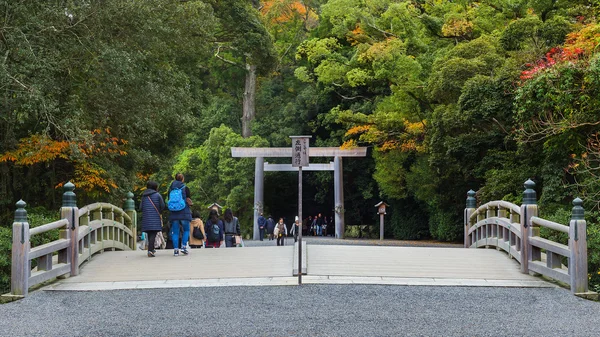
[1,285,598,336]
[244,236,462,248]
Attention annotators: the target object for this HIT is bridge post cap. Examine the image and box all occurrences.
[466,190,477,208]
[124,192,135,211]
[571,197,585,220]
[14,199,27,222]
[522,179,537,205]
[62,181,77,207]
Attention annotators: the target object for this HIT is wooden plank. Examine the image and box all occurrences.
[529,236,569,257]
[529,260,569,284]
[29,263,71,287]
[531,216,569,233]
[29,239,69,259]
[469,217,521,239]
[231,147,367,158]
[37,254,53,271]
[29,219,69,236]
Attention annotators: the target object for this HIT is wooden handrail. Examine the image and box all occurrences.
[29,219,69,236]
[530,216,569,233]
[469,200,520,222]
[10,187,137,297]
[464,183,589,295]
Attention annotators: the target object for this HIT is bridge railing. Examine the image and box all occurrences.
[10,182,137,296]
[464,179,588,294]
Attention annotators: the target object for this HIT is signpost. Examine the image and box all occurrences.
[291,136,310,285]
[375,201,388,241]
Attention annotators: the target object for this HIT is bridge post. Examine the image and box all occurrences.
[124,192,137,250]
[464,190,476,248]
[569,198,588,294]
[61,182,79,277]
[11,200,30,296]
[520,179,537,275]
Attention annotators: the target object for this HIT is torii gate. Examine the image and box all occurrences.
[231,147,367,240]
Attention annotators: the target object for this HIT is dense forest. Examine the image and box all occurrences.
[1,0,600,291]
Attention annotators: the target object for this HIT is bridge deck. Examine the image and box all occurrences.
[47,245,551,291]
[308,246,532,280]
[60,246,293,283]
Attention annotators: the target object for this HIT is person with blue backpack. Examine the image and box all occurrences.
[204,209,224,248]
[167,173,192,256]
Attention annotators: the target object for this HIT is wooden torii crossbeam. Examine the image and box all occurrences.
[231,147,368,240]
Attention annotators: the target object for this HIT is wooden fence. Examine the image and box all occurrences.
[11,182,137,296]
[464,179,588,294]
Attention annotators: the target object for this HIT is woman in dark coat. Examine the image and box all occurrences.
[139,181,165,257]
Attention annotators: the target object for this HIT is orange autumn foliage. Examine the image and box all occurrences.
[0,129,128,193]
[261,1,315,24]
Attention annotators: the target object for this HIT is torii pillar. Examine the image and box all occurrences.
[254,157,264,240]
[231,147,367,240]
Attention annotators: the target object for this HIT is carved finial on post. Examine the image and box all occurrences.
[62,182,77,207]
[523,179,537,205]
[466,190,476,209]
[14,200,27,222]
[571,197,584,220]
[124,192,135,211]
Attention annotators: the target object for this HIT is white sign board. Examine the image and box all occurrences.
[291,136,310,167]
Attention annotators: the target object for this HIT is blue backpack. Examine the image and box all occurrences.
[167,185,186,211]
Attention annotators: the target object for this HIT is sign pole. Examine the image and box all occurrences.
[298,166,302,285]
[290,135,311,285]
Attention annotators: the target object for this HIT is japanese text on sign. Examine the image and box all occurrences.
[291,137,309,167]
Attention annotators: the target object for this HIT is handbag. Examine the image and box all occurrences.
[234,235,241,245]
[193,226,204,240]
[155,231,166,249]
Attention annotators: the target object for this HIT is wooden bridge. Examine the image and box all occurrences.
[5,180,593,298]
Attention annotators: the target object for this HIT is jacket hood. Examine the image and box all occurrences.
[171,180,185,190]
[142,189,158,196]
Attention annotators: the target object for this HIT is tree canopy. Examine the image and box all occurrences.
[2,0,600,291]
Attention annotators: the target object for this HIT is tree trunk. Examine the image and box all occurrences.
[241,63,257,138]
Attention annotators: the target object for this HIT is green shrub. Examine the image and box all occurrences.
[389,198,429,240]
[428,209,462,242]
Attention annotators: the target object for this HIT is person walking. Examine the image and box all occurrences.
[311,215,318,236]
[167,173,192,256]
[303,216,311,236]
[223,209,241,247]
[204,209,224,248]
[189,210,205,249]
[316,213,324,236]
[258,212,266,241]
[266,215,276,241]
[291,216,300,243]
[322,215,328,237]
[276,218,287,246]
[139,181,165,257]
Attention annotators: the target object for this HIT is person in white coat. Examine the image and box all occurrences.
[290,216,300,242]
[275,217,288,246]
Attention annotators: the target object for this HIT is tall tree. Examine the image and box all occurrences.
[209,0,277,138]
